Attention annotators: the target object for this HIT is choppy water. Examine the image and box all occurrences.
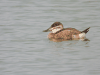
[0,0,100,75]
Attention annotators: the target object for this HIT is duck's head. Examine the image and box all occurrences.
[43,22,63,33]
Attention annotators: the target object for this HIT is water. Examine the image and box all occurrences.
[0,0,100,75]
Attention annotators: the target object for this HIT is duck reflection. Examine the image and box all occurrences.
[49,38,90,42]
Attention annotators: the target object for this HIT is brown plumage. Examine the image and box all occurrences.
[48,28,81,40]
[43,22,90,40]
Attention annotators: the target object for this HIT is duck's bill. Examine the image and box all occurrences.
[43,28,50,32]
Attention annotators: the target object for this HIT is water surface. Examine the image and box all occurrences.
[0,0,100,75]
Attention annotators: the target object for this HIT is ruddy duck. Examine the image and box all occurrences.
[43,22,90,40]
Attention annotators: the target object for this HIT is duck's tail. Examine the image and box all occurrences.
[79,27,90,39]
[81,27,90,34]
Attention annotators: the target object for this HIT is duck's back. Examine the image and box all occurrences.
[48,28,81,40]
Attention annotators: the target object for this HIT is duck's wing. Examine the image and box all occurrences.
[64,28,81,35]
[54,28,81,40]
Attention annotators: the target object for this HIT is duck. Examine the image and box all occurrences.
[43,22,90,40]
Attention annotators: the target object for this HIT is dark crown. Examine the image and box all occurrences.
[50,22,63,28]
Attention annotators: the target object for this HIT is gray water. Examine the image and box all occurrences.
[0,0,100,75]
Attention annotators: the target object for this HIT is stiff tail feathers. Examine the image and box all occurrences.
[81,27,90,34]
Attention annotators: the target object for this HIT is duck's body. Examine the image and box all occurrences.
[43,22,90,40]
[48,28,81,40]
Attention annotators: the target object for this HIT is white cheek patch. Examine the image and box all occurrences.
[52,29,61,33]
[79,33,86,38]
